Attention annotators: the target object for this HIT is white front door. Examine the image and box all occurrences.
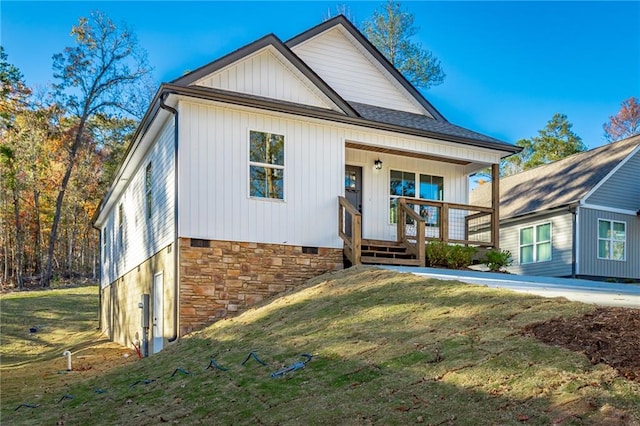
[152,272,164,354]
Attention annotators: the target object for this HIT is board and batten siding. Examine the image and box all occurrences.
[101,119,175,287]
[500,211,573,277]
[584,150,640,211]
[195,48,335,111]
[177,99,501,247]
[178,101,344,248]
[291,27,425,115]
[578,207,640,279]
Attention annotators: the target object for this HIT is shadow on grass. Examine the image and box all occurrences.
[3,267,639,425]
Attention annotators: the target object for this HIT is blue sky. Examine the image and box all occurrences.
[2,1,639,148]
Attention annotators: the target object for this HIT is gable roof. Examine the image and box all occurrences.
[286,15,446,122]
[349,102,507,146]
[171,33,359,117]
[471,134,640,219]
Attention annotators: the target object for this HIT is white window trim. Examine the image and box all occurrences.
[388,168,444,225]
[247,129,286,202]
[145,162,153,220]
[597,218,626,261]
[519,222,552,264]
[118,203,124,249]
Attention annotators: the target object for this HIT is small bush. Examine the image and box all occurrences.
[447,245,477,269]
[426,242,449,267]
[484,249,513,272]
[426,242,477,269]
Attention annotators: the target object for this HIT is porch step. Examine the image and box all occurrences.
[361,256,423,266]
[358,239,422,266]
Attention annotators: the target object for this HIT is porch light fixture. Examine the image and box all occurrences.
[374,159,383,170]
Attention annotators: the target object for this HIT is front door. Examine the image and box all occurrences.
[152,272,164,354]
[345,165,362,236]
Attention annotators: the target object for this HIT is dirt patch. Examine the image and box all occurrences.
[523,307,640,382]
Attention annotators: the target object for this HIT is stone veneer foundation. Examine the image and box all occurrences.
[179,238,343,335]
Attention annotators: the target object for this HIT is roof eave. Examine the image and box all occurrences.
[160,83,520,153]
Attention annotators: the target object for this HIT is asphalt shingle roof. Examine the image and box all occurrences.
[470,134,640,219]
[350,102,510,147]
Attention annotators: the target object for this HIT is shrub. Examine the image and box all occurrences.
[484,249,513,272]
[447,245,477,269]
[426,242,477,269]
[426,242,449,267]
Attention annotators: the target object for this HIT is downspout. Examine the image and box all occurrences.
[570,204,578,278]
[159,93,179,342]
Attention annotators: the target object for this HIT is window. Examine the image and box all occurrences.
[249,130,284,200]
[118,204,124,247]
[145,162,152,220]
[519,223,551,264]
[598,219,626,261]
[389,170,443,224]
[102,228,107,261]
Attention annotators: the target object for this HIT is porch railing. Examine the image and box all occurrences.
[338,196,361,265]
[397,198,426,266]
[398,197,495,247]
[338,196,496,266]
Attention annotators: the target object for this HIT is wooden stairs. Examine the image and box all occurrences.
[359,239,423,266]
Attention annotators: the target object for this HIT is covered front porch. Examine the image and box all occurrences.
[340,141,500,267]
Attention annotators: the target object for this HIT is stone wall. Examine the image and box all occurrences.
[179,238,343,335]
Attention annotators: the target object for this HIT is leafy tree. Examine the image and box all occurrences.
[0,48,31,288]
[603,96,640,142]
[502,113,586,176]
[0,46,31,128]
[362,1,445,89]
[42,11,151,288]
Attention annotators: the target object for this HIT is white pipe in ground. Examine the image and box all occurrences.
[62,350,72,371]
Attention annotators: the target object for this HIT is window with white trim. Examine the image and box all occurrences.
[102,228,107,262]
[118,204,124,247]
[249,130,284,200]
[145,162,152,220]
[598,219,626,261]
[519,222,551,264]
[389,170,443,224]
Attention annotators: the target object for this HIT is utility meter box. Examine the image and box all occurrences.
[139,294,150,328]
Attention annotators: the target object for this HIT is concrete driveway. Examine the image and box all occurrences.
[379,266,640,308]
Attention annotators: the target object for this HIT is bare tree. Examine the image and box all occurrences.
[603,96,640,142]
[42,11,151,287]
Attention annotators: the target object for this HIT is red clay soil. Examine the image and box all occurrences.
[523,307,640,383]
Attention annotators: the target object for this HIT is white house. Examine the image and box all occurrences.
[94,16,519,352]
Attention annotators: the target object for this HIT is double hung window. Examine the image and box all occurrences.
[519,223,551,264]
[249,130,284,200]
[598,219,626,261]
[389,170,443,224]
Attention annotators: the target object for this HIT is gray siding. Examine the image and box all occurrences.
[585,150,640,211]
[578,207,639,279]
[500,211,573,277]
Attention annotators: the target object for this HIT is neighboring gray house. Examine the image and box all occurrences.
[471,135,640,281]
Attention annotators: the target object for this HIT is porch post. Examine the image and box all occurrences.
[491,163,500,249]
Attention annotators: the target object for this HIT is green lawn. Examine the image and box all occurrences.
[1,267,638,425]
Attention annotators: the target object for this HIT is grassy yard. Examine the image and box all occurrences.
[1,267,638,425]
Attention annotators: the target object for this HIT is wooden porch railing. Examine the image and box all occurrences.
[397,198,426,266]
[397,198,496,247]
[338,196,361,265]
[339,196,497,267]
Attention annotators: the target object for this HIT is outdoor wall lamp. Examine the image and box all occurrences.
[374,159,383,170]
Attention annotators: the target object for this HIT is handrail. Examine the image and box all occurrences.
[338,196,362,265]
[397,197,496,248]
[397,199,426,266]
